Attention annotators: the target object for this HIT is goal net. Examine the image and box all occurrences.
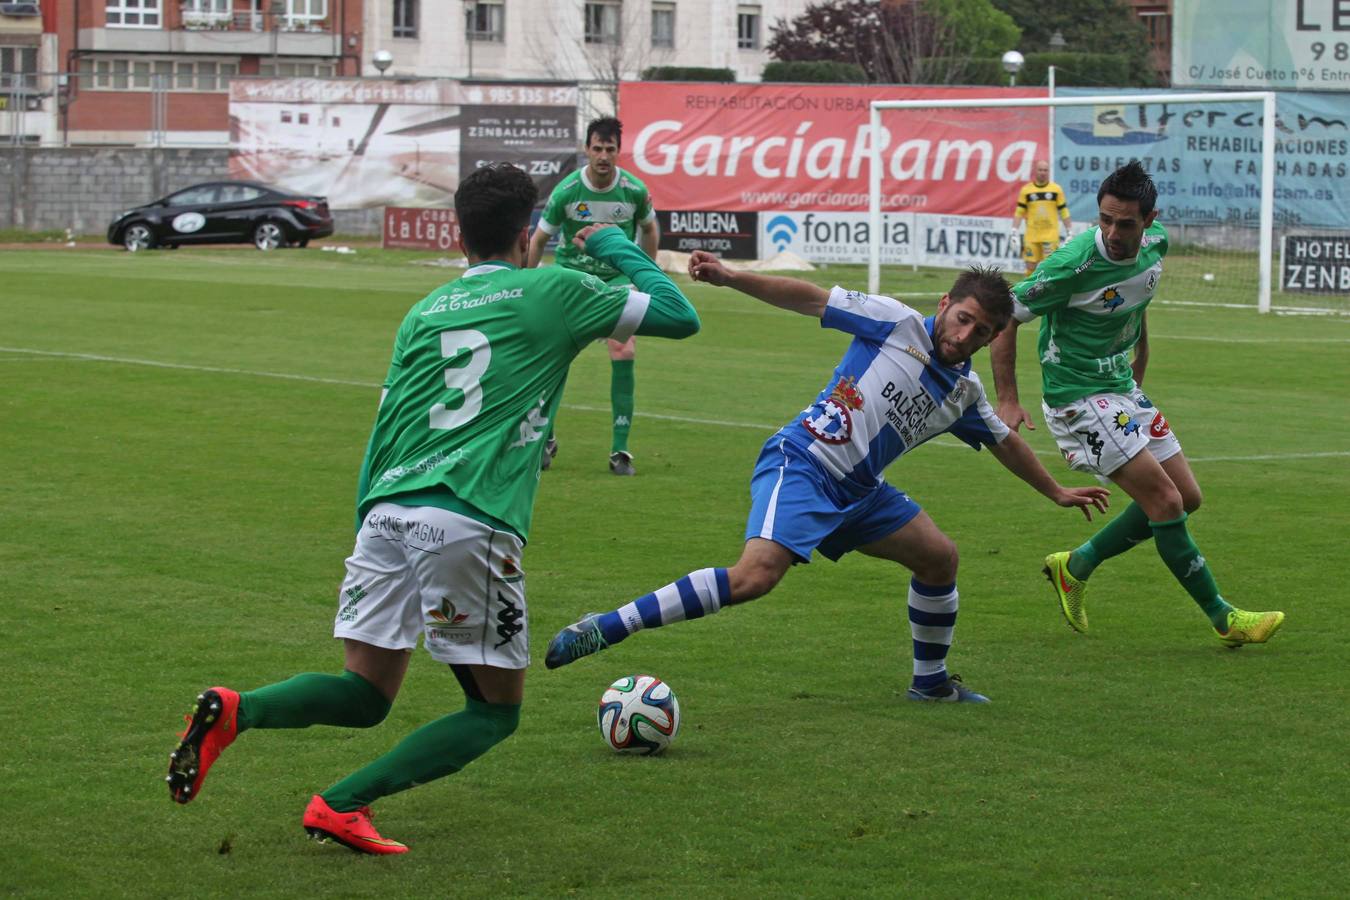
[867,91,1346,316]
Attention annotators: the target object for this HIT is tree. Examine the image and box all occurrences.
[988,0,1160,86]
[766,0,1020,85]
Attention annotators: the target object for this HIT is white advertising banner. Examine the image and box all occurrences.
[758,211,1028,270]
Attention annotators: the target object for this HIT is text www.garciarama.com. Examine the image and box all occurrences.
[741,189,929,209]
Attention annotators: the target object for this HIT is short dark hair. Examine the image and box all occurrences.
[948,265,1013,330]
[586,116,622,148]
[453,163,538,259]
[1097,160,1158,217]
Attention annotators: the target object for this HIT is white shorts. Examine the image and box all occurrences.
[1043,384,1182,477]
[335,502,529,669]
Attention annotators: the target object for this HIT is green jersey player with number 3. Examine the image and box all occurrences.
[991,160,1284,647]
[528,116,660,476]
[165,163,699,854]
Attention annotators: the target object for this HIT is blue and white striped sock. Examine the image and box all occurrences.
[909,578,958,690]
[596,568,729,645]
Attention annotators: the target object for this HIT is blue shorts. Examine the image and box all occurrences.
[743,436,922,563]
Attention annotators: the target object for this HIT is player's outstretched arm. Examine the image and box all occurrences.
[687,250,827,318]
[986,431,1110,521]
[580,224,700,339]
[990,319,1035,431]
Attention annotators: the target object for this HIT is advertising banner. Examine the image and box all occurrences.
[383,207,460,251]
[758,211,1023,269]
[1056,87,1350,229]
[618,82,1049,218]
[1281,234,1350,291]
[1173,0,1350,91]
[658,209,758,258]
[230,80,578,210]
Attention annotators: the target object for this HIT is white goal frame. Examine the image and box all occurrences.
[868,92,1278,312]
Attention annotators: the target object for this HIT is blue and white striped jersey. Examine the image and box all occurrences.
[779,286,1011,497]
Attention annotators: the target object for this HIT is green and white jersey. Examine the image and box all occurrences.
[357,262,648,539]
[536,166,656,280]
[1010,223,1168,408]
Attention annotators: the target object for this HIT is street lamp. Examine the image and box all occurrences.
[372,50,393,78]
[1001,50,1025,87]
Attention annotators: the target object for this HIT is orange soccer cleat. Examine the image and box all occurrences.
[302,795,409,856]
[167,687,241,804]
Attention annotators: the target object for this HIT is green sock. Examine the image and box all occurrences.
[1150,514,1234,628]
[237,670,390,732]
[322,698,521,812]
[610,359,635,454]
[1068,501,1153,580]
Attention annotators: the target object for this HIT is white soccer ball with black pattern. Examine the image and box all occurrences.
[597,675,681,755]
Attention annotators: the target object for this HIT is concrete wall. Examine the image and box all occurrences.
[0,147,381,236]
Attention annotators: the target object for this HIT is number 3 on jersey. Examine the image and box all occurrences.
[429,329,491,430]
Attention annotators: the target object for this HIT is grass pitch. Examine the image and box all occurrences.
[3,247,1348,898]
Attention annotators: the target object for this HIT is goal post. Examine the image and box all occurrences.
[867,91,1278,312]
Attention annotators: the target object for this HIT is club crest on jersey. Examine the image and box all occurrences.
[575,201,593,219]
[802,376,864,445]
[1146,270,1158,294]
[1101,286,1125,311]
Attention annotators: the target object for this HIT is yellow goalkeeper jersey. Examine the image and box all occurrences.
[1016,181,1069,243]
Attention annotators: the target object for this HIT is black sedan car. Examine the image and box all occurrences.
[107,181,334,252]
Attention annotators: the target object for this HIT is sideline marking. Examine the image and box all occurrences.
[4,346,1346,465]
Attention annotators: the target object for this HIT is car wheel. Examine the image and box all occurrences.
[253,221,285,251]
[123,223,156,252]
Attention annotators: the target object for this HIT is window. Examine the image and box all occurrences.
[106,0,161,27]
[584,1,620,45]
[166,185,218,206]
[467,1,504,43]
[181,0,230,27]
[0,46,39,91]
[259,60,337,77]
[83,57,237,91]
[284,0,326,29]
[737,4,760,50]
[393,0,417,38]
[651,2,674,49]
[218,184,265,203]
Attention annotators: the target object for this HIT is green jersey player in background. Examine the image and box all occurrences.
[991,161,1284,647]
[165,163,700,854]
[527,116,660,476]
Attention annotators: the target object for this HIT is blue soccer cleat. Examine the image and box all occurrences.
[906,674,990,704]
[545,613,610,669]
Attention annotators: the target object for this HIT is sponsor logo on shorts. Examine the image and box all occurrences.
[493,593,524,649]
[1075,428,1105,464]
[428,597,470,626]
[427,626,476,645]
[1149,412,1171,439]
[339,584,367,622]
[494,556,524,584]
[1112,410,1143,436]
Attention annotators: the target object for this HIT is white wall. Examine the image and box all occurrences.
[364,0,811,83]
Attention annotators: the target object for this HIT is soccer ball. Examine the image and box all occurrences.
[597,675,680,755]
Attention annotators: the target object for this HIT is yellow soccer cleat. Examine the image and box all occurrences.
[1043,551,1089,633]
[1215,609,1285,647]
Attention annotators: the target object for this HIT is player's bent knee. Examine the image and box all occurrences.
[1183,488,1203,515]
[913,540,959,586]
[727,562,784,603]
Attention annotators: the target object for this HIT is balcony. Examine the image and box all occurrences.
[81,8,340,57]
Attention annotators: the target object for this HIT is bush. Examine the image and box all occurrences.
[761,60,868,84]
[640,66,736,83]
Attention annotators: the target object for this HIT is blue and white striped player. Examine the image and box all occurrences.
[546,254,1111,702]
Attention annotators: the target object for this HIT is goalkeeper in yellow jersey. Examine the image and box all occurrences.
[1011,160,1071,275]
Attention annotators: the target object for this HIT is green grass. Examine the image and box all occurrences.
[3,248,1348,898]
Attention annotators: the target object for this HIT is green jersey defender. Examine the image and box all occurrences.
[1010,223,1167,409]
[355,228,699,539]
[534,167,656,282]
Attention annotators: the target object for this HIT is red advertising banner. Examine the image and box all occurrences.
[618,82,1049,217]
[384,207,460,251]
